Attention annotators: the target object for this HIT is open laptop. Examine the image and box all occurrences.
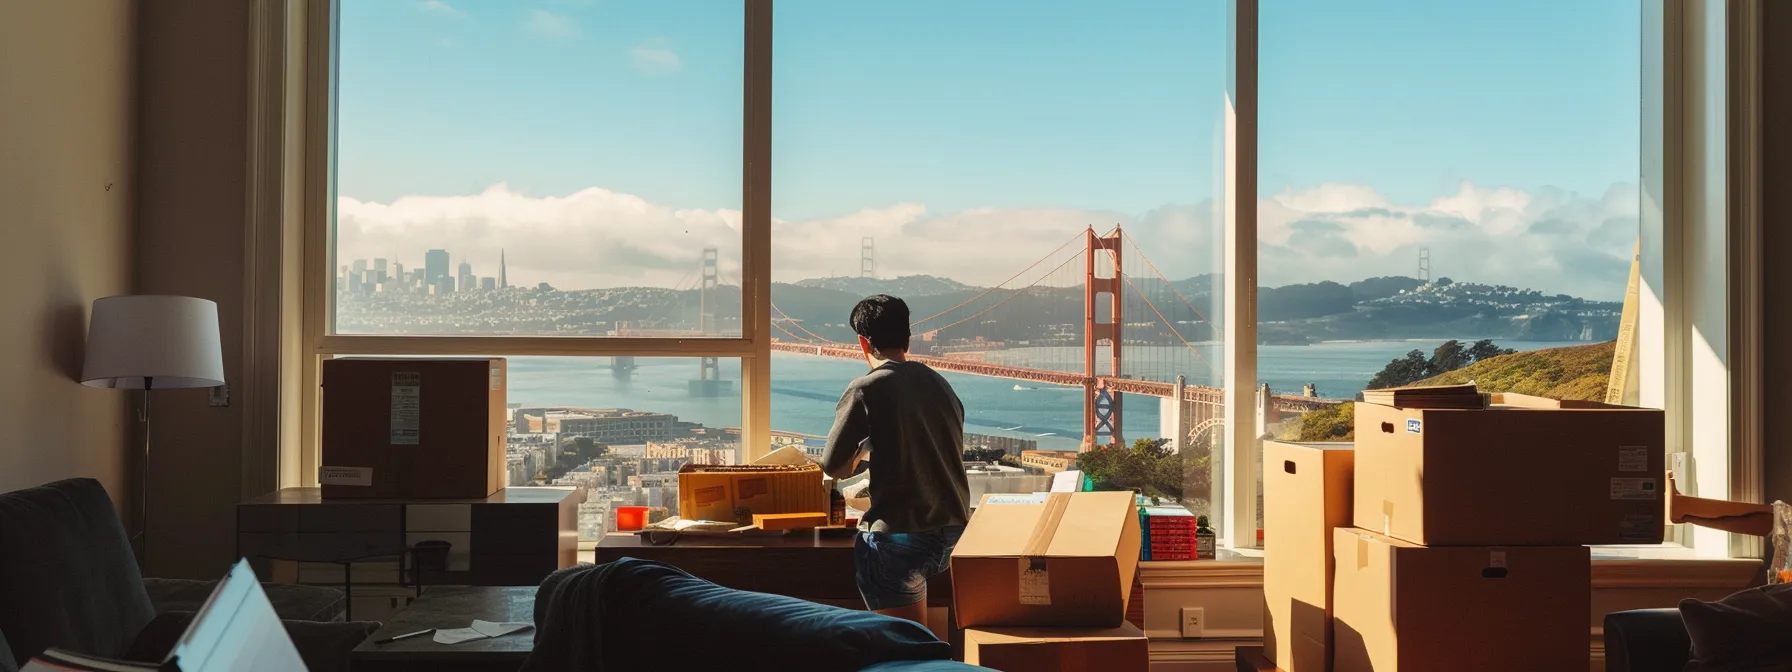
[24,560,306,672]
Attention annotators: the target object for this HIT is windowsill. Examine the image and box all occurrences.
[1140,546,1762,590]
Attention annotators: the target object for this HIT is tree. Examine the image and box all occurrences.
[1430,340,1470,373]
[1468,339,1516,363]
[1367,349,1431,389]
[963,446,1006,463]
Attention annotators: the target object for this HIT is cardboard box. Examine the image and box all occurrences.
[1354,394,1665,546]
[951,491,1142,628]
[1330,528,1589,672]
[1262,441,1353,671]
[752,512,828,530]
[320,358,506,499]
[677,463,827,524]
[963,623,1148,672]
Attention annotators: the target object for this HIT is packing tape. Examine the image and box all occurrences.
[1021,492,1074,558]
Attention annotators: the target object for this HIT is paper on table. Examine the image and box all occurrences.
[432,628,486,645]
[471,620,532,638]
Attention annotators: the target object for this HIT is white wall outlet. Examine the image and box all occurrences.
[1180,606,1205,638]
[209,384,229,407]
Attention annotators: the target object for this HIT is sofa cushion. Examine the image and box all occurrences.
[1680,583,1792,671]
[0,479,154,665]
[143,578,347,623]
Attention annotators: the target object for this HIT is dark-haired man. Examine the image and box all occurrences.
[821,294,971,629]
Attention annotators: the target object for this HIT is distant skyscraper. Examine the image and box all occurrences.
[373,258,388,280]
[481,277,496,291]
[458,261,474,292]
[500,249,508,289]
[426,249,449,286]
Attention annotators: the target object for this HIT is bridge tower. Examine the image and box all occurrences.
[861,237,876,279]
[1082,227,1124,452]
[691,247,733,396]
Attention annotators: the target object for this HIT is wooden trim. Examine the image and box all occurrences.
[1727,0,1765,560]
[740,0,773,460]
[1220,0,1259,548]
[1137,556,1758,590]
[1139,560,1265,590]
[298,0,335,486]
[315,334,759,358]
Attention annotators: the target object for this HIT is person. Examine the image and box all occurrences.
[820,294,971,630]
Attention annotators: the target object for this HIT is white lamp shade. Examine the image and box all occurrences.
[80,295,225,389]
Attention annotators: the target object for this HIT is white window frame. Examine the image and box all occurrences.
[244,0,1762,560]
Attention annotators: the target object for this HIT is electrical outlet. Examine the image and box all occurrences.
[1180,606,1204,638]
[209,384,230,407]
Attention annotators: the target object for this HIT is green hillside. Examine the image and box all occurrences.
[1281,340,1618,442]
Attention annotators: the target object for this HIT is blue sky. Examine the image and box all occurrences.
[334,0,1642,296]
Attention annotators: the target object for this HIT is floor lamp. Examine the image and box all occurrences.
[80,295,225,566]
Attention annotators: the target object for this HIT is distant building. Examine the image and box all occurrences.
[481,277,497,291]
[425,249,449,286]
[458,261,474,291]
[514,407,678,444]
[538,282,553,291]
[965,433,1038,457]
[645,438,736,466]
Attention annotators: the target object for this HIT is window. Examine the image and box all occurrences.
[771,0,1230,522]
[288,0,1753,559]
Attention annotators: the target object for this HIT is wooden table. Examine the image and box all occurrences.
[350,586,535,672]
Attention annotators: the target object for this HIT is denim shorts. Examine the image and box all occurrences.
[853,525,965,611]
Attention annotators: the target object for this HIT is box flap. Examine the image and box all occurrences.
[1047,491,1131,557]
[753,445,815,466]
[954,491,1132,559]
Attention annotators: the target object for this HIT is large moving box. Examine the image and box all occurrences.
[963,623,1148,672]
[320,358,506,499]
[676,463,827,523]
[1330,528,1590,672]
[1354,394,1665,546]
[952,492,1142,628]
[1262,441,1353,671]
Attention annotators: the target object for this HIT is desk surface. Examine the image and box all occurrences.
[245,487,575,506]
[594,532,952,607]
[352,586,536,663]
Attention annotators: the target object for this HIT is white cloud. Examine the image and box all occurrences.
[629,40,683,76]
[523,10,578,39]
[418,0,465,17]
[336,180,1639,300]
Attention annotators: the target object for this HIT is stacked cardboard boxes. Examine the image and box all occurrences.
[952,492,1149,672]
[1327,393,1664,671]
[1261,441,1354,672]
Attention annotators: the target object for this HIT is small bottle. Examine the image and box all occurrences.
[829,479,846,526]
[1195,515,1217,560]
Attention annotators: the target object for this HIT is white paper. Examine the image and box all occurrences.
[1050,470,1082,493]
[318,466,372,487]
[432,628,486,645]
[1017,559,1052,605]
[390,372,421,445]
[471,620,532,638]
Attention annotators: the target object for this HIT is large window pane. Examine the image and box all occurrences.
[1259,1,1643,542]
[331,2,744,336]
[771,2,1229,521]
[504,356,745,541]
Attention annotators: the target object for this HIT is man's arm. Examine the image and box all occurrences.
[821,384,871,480]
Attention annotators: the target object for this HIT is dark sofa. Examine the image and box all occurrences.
[0,479,378,672]
[1603,608,1690,672]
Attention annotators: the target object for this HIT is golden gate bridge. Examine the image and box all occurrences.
[752,226,1333,453]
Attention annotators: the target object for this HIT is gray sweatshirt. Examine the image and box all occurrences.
[820,360,971,533]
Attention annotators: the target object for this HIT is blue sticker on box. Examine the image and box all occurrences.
[1406,419,1422,434]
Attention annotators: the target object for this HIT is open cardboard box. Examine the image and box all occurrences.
[951,491,1141,629]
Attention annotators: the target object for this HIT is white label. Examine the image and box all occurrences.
[985,494,1049,505]
[1610,477,1659,500]
[319,466,373,486]
[1618,445,1649,472]
[489,367,501,391]
[1488,550,1507,568]
[1018,559,1051,605]
[391,372,421,445]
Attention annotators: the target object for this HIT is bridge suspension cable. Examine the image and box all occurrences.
[1119,229,1216,330]
[1098,239,1216,375]
[922,249,1086,336]
[910,229,1088,329]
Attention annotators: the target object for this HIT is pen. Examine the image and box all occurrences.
[374,629,435,645]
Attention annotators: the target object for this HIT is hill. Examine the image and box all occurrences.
[791,275,976,297]
[1281,340,1618,442]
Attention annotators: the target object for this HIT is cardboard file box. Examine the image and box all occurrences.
[963,623,1148,672]
[1262,441,1353,671]
[951,492,1142,628]
[676,463,827,524]
[320,358,506,499]
[1330,528,1590,672]
[1354,393,1665,546]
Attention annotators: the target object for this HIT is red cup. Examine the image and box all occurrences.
[616,506,649,531]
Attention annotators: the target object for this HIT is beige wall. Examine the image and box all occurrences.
[0,4,138,508]
[1763,2,1792,507]
[136,0,252,578]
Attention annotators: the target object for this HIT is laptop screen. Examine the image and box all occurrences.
[165,560,307,672]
